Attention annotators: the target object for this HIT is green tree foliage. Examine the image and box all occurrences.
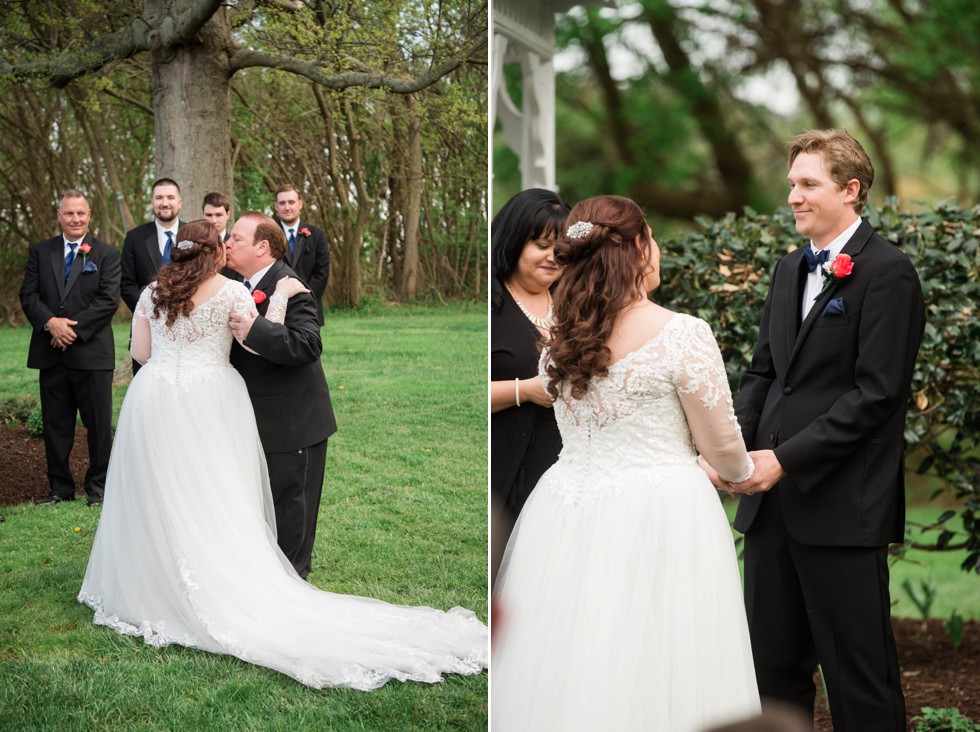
[496,0,979,218]
[657,200,980,574]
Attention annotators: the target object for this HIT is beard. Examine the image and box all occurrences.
[155,208,178,224]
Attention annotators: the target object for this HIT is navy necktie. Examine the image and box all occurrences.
[243,279,251,291]
[64,241,78,281]
[163,231,174,264]
[803,247,830,273]
[288,228,296,257]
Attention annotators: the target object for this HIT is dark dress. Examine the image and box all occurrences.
[490,287,562,550]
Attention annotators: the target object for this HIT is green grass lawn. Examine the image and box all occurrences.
[0,302,488,731]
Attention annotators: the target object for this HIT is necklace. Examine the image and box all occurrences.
[506,283,554,328]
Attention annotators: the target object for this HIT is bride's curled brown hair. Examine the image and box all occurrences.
[151,220,224,328]
[546,195,653,401]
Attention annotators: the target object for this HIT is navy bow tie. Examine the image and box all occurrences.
[803,247,830,273]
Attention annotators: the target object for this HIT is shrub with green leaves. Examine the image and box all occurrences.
[912,706,980,732]
[658,200,980,575]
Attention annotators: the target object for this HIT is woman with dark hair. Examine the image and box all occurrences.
[490,188,570,582]
[492,196,760,730]
[79,220,487,690]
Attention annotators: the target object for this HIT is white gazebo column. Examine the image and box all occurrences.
[493,0,561,191]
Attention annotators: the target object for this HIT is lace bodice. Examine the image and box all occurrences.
[542,314,752,502]
[134,280,286,387]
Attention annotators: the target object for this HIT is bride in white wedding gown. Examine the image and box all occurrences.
[79,221,487,691]
[492,196,760,730]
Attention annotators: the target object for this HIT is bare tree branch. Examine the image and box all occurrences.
[0,0,225,87]
[229,30,487,93]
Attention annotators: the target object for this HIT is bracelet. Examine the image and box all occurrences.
[514,378,521,407]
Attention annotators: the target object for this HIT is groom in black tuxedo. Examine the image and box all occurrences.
[724,130,925,730]
[225,211,336,579]
[19,189,121,506]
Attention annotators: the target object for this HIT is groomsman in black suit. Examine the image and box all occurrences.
[19,190,121,506]
[721,130,925,730]
[274,184,330,325]
[225,211,336,579]
[202,191,231,242]
[121,178,185,373]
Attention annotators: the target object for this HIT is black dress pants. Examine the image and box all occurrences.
[39,363,113,499]
[742,487,905,732]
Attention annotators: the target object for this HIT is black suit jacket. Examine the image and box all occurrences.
[20,234,121,371]
[286,221,329,326]
[230,260,336,453]
[121,220,187,312]
[733,218,925,546]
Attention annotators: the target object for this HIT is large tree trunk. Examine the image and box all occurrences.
[150,3,232,214]
[397,94,422,301]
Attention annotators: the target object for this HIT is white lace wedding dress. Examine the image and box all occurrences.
[492,314,760,730]
[79,280,487,690]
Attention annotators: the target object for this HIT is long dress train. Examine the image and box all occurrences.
[79,281,487,690]
[492,314,760,730]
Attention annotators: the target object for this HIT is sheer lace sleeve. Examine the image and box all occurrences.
[131,285,154,364]
[672,318,754,483]
[264,292,288,324]
[229,285,290,354]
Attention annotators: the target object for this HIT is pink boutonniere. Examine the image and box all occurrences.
[819,253,854,293]
[252,290,267,305]
[299,227,310,237]
[78,242,91,264]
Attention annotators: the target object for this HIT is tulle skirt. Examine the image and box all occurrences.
[79,363,487,690]
[491,461,759,730]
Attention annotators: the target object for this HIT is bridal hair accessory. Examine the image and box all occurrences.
[177,240,195,250]
[566,221,594,239]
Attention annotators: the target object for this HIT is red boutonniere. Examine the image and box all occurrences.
[819,253,854,293]
[252,290,267,304]
[78,242,91,264]
[299,227,310,237]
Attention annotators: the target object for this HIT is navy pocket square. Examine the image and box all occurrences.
[821,297,845,317]
[82,261,99,274]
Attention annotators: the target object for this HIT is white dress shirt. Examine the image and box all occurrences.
[801,216,861,320]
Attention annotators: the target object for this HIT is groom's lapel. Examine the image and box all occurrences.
[253,260,285,314]
[789,218,873,364]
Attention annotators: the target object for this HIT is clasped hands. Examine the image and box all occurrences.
[698,450,785,496]
[46,317,78,351]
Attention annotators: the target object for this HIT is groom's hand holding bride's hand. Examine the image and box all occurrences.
[698,455,735,496]
[730,450,784,495]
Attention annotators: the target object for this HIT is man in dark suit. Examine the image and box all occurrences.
[121,178,185,373]
[274,184,329,325]
[202,191,231,242]
[719,130,924,730]
[19,189,121,507]
[225,211,336,579]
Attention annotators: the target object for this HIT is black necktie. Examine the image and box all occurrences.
[803,247,829,273]
[64,241,78,281]
[162,231,174,264]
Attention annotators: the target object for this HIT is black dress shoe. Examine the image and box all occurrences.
[35,494,75,505]
[87,495,104,507]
